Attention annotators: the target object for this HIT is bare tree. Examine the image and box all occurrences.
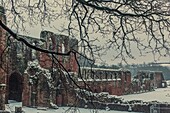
[1,0,170,112]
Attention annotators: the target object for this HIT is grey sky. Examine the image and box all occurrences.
[19,23,170,65]
[4,0,170,65]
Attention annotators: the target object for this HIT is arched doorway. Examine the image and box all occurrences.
[8,72,23,102]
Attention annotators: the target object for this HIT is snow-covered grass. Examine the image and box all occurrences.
[6,101,138,113]
[120,86,170,103]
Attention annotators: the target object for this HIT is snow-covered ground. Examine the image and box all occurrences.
[120,86,170,103]
[5,101,138,113]
[6,87,170,113]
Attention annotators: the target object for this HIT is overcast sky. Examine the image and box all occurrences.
[11,22,168,65]
[17,21,170,66]
[5,1,170,66]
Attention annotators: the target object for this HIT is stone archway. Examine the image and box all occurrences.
[8,72,23,102]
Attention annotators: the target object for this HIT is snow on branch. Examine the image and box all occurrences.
[25,60,56,89]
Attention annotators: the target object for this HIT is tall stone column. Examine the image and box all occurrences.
[0,6,7,110]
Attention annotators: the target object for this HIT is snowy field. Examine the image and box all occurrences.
[5,101,138,113]
[6,101,136,113]
[120,86,170,103]
[5,87,170,113]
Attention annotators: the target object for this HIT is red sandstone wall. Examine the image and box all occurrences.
[154,72,164,88]
[22,73,31,106]
[39,52,53,69]
[78,69,132,96]
[39,33,78,73]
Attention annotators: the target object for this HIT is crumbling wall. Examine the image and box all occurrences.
[23,60,58,107]
[78,68,132,96]
[39,31,78,73]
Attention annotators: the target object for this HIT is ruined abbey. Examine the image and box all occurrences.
[0,6,167,112]
[0,6,79,109]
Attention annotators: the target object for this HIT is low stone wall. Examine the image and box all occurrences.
[0,111,10,113]
[74,100,170,113]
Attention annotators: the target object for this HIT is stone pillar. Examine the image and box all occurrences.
[0,84,6,110]
[0,6,7,110]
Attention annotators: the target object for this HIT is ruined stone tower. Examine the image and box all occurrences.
[0,6,7,110]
